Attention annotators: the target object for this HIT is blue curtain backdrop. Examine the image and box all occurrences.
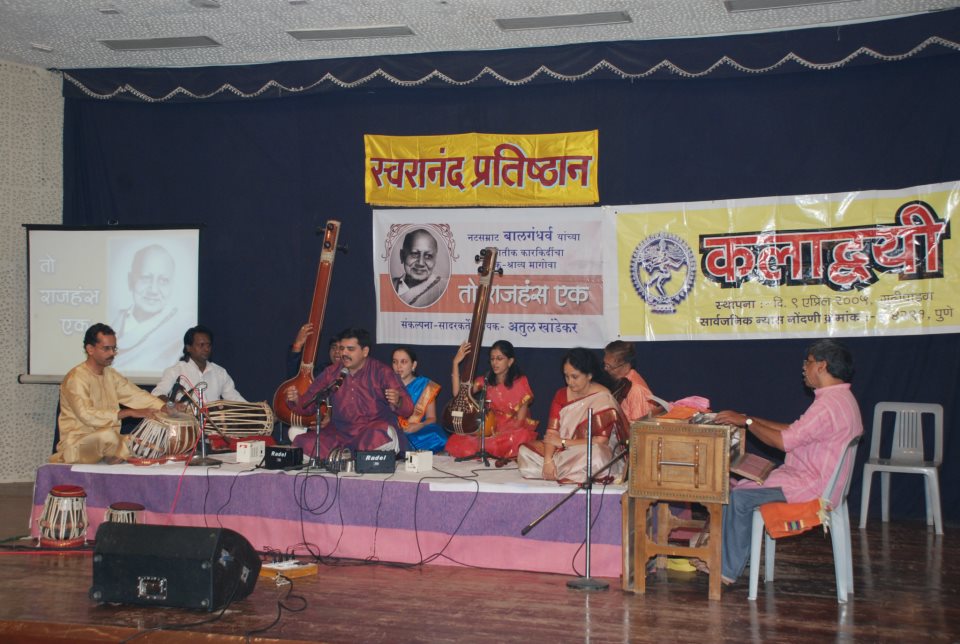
[61,10,960,521]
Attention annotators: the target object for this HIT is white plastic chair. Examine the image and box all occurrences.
[748,435,861,603]
[858,402,943,535]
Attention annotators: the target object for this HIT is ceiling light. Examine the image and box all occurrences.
[99,36,222,51]
[288,25,415,41]
[188,0,221,8]
[30,43,54,53]
[495,11,632,31]
[724,0,856,12]
[97,6,122,15]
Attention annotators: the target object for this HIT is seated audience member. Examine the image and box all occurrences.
[518,348,628,484]
[389,346,447,453]
[445,339,539,460]
[711,339,863,585]
[603,340,657,421]
[152,325,245,403]
[284,328,413,460]
[53,323,166,464]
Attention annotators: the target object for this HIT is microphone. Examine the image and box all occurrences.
[166,376,182,401]
[331,367,349,392]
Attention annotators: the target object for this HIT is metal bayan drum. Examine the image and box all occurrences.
[126,410,199,463]
[37,485,88,548]
[205,401,274,437]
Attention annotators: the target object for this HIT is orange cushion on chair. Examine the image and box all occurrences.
[759,499,824,539]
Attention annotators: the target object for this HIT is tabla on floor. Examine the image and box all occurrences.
[37,484,88,548]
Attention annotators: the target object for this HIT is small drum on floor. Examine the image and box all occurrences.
[104,501,145,525]
[37,485,88,548]
[205,401,274,438]
[126,410,199,464]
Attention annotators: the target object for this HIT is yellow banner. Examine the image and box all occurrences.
[614,182,958,340]
[364,131,599,207]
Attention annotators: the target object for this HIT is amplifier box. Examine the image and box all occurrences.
[355,450,396,474]
[264,445,303,470]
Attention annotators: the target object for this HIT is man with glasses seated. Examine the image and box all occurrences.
[52,323,167,465]
[603,340,658,422]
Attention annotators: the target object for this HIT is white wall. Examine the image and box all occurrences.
[0,60,63,482]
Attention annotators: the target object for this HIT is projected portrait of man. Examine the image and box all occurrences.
[392,228,447,308]
[112,244,189,372]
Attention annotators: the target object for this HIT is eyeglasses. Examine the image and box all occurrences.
[603,361,626,372]
[97,345,120,353]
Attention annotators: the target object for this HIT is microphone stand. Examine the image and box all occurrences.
[189,382,221,466]
[454,386,493,467]
[308,388,330,470]
[520,411,630,591]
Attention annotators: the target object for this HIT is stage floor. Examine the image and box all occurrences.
[0,503,957,643]
[30,455,626,578]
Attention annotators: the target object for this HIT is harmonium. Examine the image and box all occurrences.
[628,415,745,504]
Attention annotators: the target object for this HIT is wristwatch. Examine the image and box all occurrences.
[745,417,754,428]
[561,439,567,450]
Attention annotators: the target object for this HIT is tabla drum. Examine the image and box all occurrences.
[126,410,199,464]
[104,501,145,525]
[37,485,88,548]
[205,401,275,438]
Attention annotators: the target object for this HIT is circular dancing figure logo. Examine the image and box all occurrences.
[630,233,696,314]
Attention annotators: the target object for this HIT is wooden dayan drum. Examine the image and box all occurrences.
[37,485,88,548]
[205,400,274,437]
[104,501,145,525]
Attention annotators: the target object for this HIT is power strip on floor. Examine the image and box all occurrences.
[259,560,319,579]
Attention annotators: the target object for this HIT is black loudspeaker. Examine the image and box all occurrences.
[89,523,261,611]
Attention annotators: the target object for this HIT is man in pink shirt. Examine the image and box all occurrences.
[713,339,863,584]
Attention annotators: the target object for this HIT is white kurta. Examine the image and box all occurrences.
[152,359,246,402]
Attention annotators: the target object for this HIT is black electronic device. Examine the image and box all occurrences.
[355,450,396,474]
[89,523,260,611]
[264,445,303,470]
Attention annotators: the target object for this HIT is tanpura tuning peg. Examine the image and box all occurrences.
[496,267,504,276]
[475,254,481,263]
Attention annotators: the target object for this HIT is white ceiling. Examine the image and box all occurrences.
[1,0,957,70]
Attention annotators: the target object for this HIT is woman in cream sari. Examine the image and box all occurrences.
[518,348,628,484]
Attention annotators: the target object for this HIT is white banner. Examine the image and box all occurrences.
[373,208,609,348]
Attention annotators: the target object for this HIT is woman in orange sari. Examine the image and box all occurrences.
[445,340,539,460]
[391,346,447,453]
[518,348,628,484]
